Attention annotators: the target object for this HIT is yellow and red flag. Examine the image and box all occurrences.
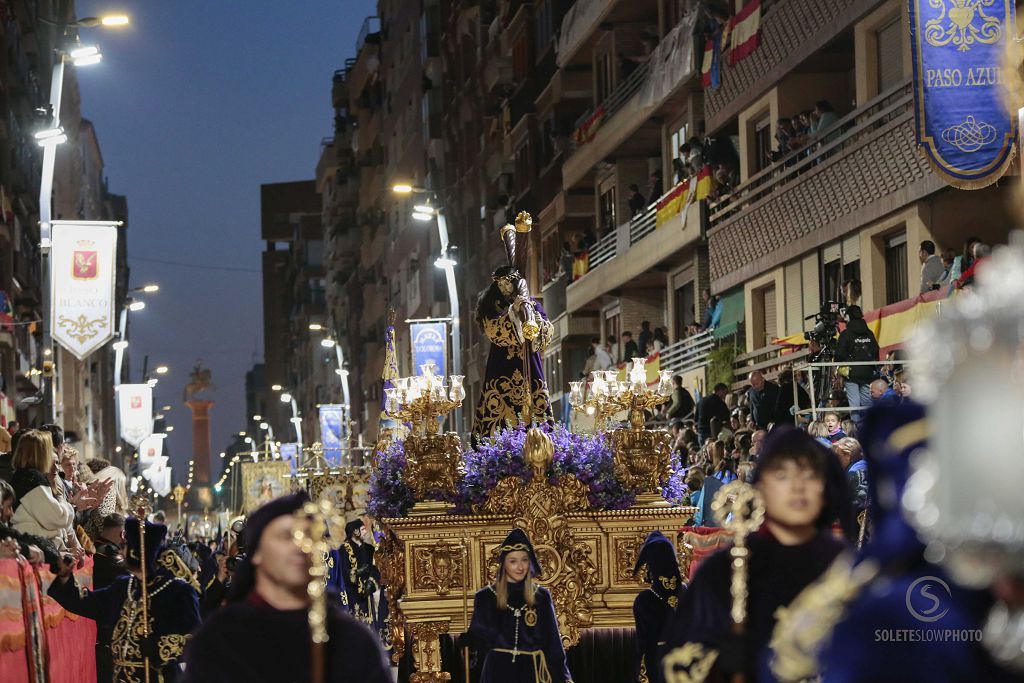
[655,179,689,227]
[695,165,714,200]
[728,0,762,66]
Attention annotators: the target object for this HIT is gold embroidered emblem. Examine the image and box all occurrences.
[662,642,719,683]
[924,0,1001,52]
[524,607,538,627]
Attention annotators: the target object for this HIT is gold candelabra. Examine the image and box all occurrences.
[171,484,186,527]
[385,362,466,515]
[569,359,675,506]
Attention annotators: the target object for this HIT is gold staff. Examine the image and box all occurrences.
[292,499,345,683]
[129,494,153,683]
[710,481,766,683]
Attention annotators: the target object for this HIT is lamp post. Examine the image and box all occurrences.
[392,184,463,434]
[309,322,353,448]
[38,13,129,421]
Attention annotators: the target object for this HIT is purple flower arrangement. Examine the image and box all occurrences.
[369,423,686,518]
[368,439,417,518]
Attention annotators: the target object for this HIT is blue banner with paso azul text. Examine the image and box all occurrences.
[410,322,447,377]
[909,0,1017,189]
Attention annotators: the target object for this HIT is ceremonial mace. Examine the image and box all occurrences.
[292,499,345,683]
[710,481,766,683]
[130,494,153,683]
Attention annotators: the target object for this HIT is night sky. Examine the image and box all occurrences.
[74,1,377,483]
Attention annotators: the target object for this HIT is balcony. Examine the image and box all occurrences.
[555,0,619,68]
[707,80,941,292]
[566,190,702,313]
[703,0,877,132]
[658,330,715,376]
[561,10,699,189]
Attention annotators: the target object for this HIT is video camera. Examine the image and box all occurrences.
[804,300,845,359]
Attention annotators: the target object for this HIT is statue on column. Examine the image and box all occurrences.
[471,211,554,444]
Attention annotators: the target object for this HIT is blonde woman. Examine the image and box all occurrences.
[464,529,573,682]
[10,430,77,550]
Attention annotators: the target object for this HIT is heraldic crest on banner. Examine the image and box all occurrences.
[924,0,1002,52]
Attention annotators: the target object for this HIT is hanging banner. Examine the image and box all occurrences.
[138,433,166,472]
[318,404,345,464]
[909,0,1017,189]
[50,221,119,359]
[279,443,299,474]
[119,383,153,447]
[410,321,447,377]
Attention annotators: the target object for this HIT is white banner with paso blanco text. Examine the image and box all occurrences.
[50,221,119,360]
[119,383,153,447]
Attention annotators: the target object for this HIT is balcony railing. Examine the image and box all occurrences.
[588,230,618,269]
[628,205,658,245]
[707,80,920,285]
[658,330,715,376]
[571,60,651,149]
[710,80,912,225]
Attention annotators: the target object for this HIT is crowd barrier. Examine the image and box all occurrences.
[0,557,96,683]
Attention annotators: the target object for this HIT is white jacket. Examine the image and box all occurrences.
[12,483,76,550]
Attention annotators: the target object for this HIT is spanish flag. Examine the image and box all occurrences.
[655,179,689,227]
[694,165,714,201]
[572,106,606,145]
[728,0,762,66]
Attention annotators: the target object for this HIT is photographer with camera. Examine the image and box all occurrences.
[835,305,880,425]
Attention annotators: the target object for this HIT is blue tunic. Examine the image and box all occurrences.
[48,571,200,683]
[469,582,572,683]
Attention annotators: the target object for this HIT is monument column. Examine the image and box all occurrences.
[184,361,217,509]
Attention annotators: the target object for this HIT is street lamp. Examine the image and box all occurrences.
[132,284,159,293]
[38,13,129,421]
[155,365,169,375]
[391,182,463,433]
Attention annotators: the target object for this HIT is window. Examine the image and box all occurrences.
[604,306,622,363]
[544,347,563,396]
[595,51,614,103]
[515,142,531,196]
[670,119,690,181]
[534,0,553,59]
[513,32,531,81]
[753,116,772,174]
[674,281,696,339]
[599,186,617,236]
[885,232,908,304]
[876,16,903,93]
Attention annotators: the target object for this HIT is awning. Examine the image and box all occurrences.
[713,288,745,339]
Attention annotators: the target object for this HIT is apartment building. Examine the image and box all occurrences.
[322,4,446,442]
[701,0,1015,367]
[315,0,1015,435]
[0,2,129,461]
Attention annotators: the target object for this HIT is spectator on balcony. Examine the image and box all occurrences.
[581,228,597,251]
[672,156,687,184]
[628,184,647,217]
[771,118,796,163]
[697,383,731,445]
[936,247,957,287]
[947,235,981,284]
[653,327,669,353]
[836,305,879,425]
[747,371,782,431]
[606,335,618,362]
[918,240,944,293]
[667,376,695,422]
[622,331,640,361]
[842,278,862,309]
[649,170,664,201]
[700,289,721,331]
[811,100,838,139]
[955,242,990,290]
[638,321,653,358]
[870,378,901,407]
[591,337,614,372]
[559,241,573,279]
